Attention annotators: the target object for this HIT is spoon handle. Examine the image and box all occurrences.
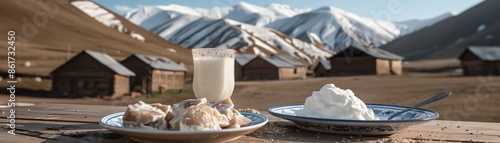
[414,92,452,108]
[387,92,451,120]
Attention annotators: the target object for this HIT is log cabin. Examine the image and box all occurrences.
[51,50,135,98]
[273,55,308,79]
[121,54,187,94]
[235,54,258,81]
[242,54,306,80]
[459,46,500,76]
[313,58,331,77]
[330,46,404,76]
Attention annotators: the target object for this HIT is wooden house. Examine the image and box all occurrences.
[273,55,308,79]
[235,54,258,81]
[51,50,135,98]
[459,46,500,76]
[241,54,306,80]
[121,54,187,93]
[330,46,403,76]
[313,58,331,77]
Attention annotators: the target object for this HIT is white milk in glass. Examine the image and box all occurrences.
[193,57,235,102]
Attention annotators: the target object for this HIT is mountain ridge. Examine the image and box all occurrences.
[125,2,335,63]
[381,0,500,60]
[124,2,420,62]
[396,12,455,36]
[124,2,459,59]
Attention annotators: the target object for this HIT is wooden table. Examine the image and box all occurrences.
[1,103,499,143]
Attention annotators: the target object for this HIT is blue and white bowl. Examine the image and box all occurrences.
[268,104,439,135]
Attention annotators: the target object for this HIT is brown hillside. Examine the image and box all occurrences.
[0,0,193,77]
[380,0,500,61]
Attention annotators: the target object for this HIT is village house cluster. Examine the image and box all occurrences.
[51,45,500,98]
[50,45,406,98]
[51,50,187,99]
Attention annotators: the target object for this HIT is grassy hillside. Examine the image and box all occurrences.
[0,0,193,77]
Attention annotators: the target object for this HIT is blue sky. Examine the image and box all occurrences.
[93,0,483,22]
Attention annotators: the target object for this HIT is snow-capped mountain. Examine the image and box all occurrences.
[222,3,311,26]
[125,2,332,63]
[125,2,308,28]
[126,2,462,61]
[222,2,279,26]
[266,6,402,51]
[265,3,312,17]
[397,12,455,35]
[166,18,334,63]
[125,2,406,53]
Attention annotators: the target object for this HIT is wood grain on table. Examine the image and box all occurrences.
[1,104,499,143]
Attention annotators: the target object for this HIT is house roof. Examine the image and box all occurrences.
[260,55,295,68]
[273,55,307,66]
[84,50,135,76]
[467,46,500,61]
[319,58,331,70]
[235,54,258,66]
[351,46,404,60]
[133,54,187,71]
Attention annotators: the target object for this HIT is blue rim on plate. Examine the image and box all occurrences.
[269,103,439,123]
[100,112,268,142]
[100,112,268,133]
[268,103,439,135]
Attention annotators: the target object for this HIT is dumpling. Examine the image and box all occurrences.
[172,98,208,115]
[170,106,229,131]
[212,98,252,128]
[122,101,167,130]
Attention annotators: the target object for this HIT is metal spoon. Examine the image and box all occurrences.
[387,92,451,120]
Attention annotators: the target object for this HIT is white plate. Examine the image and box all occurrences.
[268,104,439,135]
[100,112,268,143]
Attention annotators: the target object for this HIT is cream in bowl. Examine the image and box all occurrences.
[295,83,379,120]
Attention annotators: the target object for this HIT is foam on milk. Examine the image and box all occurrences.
[296,84,379,120]
[193,57,235,103]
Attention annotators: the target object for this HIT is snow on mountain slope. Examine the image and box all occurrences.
[72,1,145,42]
[222,2,309,26]
[124,3,331,63]
[265,3,311,17]
[124,3,428,61]
[225,19,334,62]
[126,2,308,28]
[397,12,455,35]
[123,2,464,58]
[125,6,202,39]
[166,18,333,63]
[124,3,402,53]
[223,2,311,26]
[124,5,202,34]
[266,6,401,52]
[194,7,232,19]
[125,5,196,25]
[222,2,277,26]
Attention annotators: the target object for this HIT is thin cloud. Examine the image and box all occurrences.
[115,5,135,12]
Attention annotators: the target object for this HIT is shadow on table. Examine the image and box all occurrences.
[3,121,132,143]
[248,122,398,142]
[0,86,51,98]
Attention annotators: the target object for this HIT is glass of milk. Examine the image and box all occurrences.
[192,48,236,103]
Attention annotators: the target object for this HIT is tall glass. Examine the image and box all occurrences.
[192,48,235,103]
